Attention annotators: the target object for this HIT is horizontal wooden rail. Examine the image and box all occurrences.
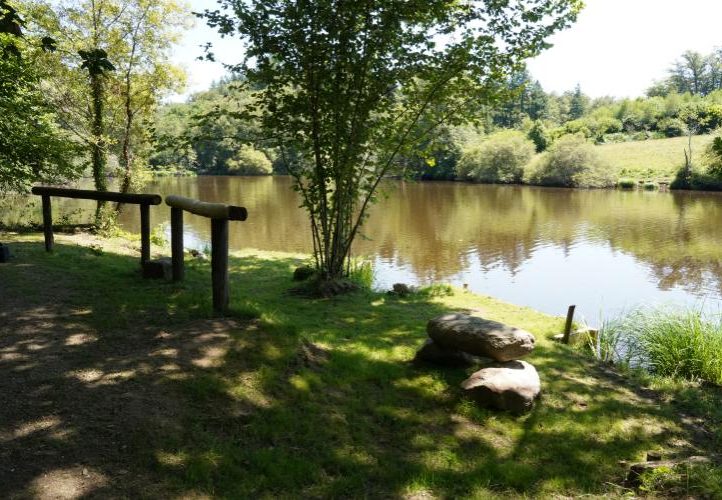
[31,186,162,205]
[31,186,162,264]
[166,195,248,314]
[165,195,247,221]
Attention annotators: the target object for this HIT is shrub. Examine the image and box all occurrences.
[525,135,616,188]
[527,120,550,152]
[704,133,722,177]
[643,181,658,190]
[562,119,592,138]
[617,177,636,189]
[226,145,272,175]
[671,131,722,191]
[657,117,687,137]
[672,170,722,191]
[598,132,631,144]
[457,131,534,184]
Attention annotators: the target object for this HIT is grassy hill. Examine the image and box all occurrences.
[594,134,714,182]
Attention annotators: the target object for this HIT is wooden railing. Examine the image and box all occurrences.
[31,186,162,263]
[165,195,248,313]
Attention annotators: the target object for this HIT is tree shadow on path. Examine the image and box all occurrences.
[0,238,717,498]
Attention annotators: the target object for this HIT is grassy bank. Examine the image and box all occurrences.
[456,133,716,189]
[1,232,721,497]
[594,134,714,182]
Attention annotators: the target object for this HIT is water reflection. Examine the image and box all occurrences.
[5,176,722,322]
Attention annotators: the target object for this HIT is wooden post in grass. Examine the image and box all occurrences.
[211,218,230,312]
[31,186,161,265]
[41,195,53,252]
[563,305,576,344]
[165,195,247,314]
[170,207,184,282]
[140,203,150,264]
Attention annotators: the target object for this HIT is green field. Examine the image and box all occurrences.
[594,134,715,182]
[1,232,721,497]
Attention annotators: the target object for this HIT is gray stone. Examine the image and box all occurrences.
[427,313,535,361]
[414,338,487,367]
[142,258,172,280]
[461,360,541,414]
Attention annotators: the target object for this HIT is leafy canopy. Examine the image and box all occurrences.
[202,0,582,280]
[0,1,79,193]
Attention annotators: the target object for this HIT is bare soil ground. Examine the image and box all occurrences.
[0,236,244,498]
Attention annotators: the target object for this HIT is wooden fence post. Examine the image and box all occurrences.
[140,203,150,264]
[41,195,54,252]
[32,186,161,265]
[563,305,576,344]
[170,207,184,282]
[210,218,229,313]
[165,195,246,313]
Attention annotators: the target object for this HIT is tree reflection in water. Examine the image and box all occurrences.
[6,176,722,320]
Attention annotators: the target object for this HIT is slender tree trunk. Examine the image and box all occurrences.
[90,71,108,221]
[116,10,146,213]
[116,77,133,213]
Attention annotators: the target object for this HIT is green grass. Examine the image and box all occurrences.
[617,177,637,189]
[2,232,721,497]
[594,134,714,181]
[593,307,722,386]
[637,463,722,497]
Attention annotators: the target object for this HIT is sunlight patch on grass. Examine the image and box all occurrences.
[3,233,722,498]
[156,450,188,469]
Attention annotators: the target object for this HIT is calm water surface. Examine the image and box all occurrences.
[10,176,722,324]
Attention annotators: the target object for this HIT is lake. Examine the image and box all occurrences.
[7,175,722,325]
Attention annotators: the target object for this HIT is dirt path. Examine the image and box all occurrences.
[0,243,244,498]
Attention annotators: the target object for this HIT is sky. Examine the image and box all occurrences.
[169,0,722,102]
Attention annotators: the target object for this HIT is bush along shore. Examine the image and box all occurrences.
[0,231,721,497]
[454,131,722,190]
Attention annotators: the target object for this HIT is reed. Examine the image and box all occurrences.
[594,307,722,385]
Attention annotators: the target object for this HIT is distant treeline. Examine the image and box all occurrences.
[151,49,722,186]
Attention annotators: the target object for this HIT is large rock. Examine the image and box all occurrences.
[414,338,487,367]
[427,313,535,361]
[461,360,541,414]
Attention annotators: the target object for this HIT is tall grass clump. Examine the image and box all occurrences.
[456,130,534,184]
[617,177,636,189]
[348,258,374,289]
[593,307,722,385]
[526,134,616,188]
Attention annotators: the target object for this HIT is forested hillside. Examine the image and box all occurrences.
[152,48,722,190]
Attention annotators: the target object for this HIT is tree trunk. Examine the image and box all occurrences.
[116,81,133,213]
[90,71,107,221]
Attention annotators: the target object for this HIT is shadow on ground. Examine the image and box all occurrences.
[0,237,718,498]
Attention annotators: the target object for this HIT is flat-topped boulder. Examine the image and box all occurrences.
[427,313,535,362]
[461,360,541,414]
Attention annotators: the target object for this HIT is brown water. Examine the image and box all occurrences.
[7,175,722,324]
